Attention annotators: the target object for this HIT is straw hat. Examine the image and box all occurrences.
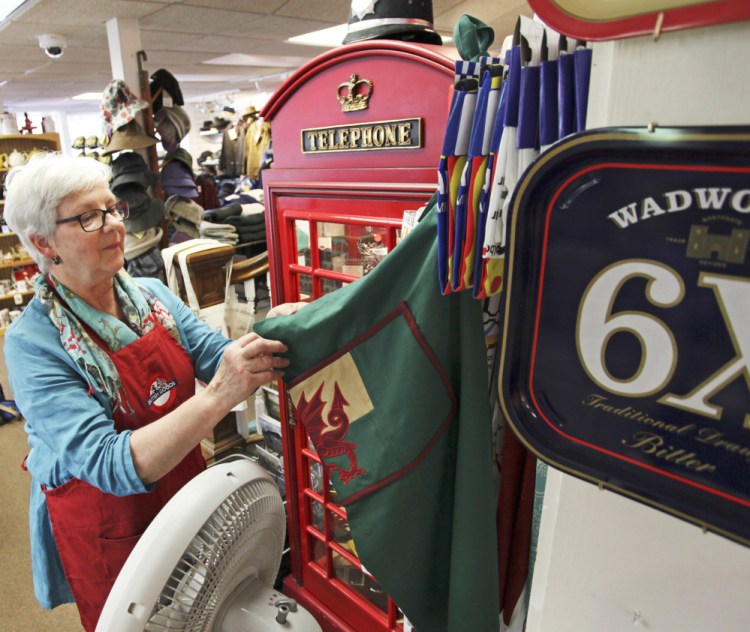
[102,121,158,156]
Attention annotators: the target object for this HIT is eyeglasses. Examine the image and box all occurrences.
[55,200,129,232]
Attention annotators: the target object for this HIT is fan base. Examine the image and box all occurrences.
[217,576,323,632]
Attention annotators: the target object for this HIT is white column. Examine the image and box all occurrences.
[526,19,750,632]
[106,17,143,95]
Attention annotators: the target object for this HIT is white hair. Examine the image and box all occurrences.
[3,152,112,271]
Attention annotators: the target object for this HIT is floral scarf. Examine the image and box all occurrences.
[36,270,182,416]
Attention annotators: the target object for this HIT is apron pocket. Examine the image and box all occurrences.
[288,301,456,505]
[99,532,142,577]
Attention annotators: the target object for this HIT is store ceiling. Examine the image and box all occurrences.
[0,0,532,115]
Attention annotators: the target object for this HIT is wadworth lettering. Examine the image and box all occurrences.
[302,118,422,154]
[607,187,750,228]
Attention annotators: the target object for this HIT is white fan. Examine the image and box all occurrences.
[97,456,322,631]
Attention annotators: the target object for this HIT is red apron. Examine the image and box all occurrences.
[42,317,206,631]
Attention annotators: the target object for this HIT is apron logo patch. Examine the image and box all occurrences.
[296,381,366,484]
[290,352,374,485]
[146,376,178,411]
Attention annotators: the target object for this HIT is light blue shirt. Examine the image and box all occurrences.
[5,277,231,609]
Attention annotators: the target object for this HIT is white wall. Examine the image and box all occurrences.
[526,19,750,632]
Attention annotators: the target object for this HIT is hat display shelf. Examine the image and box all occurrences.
[198,104,238,140]
[101,52,168,247]
[0,129,61,335]
[70,134,109,163]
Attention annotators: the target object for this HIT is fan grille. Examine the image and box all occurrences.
[143,476,285,631]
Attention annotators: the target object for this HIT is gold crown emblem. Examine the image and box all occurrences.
[337,74,373,112]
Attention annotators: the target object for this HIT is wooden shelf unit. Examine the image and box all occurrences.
[0,133,60,169]
[0,133,61,334]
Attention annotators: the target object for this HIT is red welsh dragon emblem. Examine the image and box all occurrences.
[295,381,365,484]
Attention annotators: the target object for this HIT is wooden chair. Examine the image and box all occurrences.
[163,240,247,462]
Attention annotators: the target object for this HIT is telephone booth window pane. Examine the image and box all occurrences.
[309,536,327,571]
[328,481,340,505]
[307,497,325,533]
[361,575,388,613]
[333,554,389,614]
[320,278,344,295]
[295,220,310,263]
[333,552,366,589]
[330,510,352,545]
[356,226,390,276]
[308,459,324,494]
[296,272,312,299]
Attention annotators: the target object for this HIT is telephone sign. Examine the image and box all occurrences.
[499,127,750,545]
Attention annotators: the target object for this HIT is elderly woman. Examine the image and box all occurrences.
[3,153,290,631]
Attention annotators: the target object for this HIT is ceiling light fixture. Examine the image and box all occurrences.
[72,92,102,101]
[0,0,28,22]
[202,53,312,68]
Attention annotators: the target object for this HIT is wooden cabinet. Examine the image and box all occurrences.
[0,238,36,316]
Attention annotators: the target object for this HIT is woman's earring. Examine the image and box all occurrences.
[51,255,61,265]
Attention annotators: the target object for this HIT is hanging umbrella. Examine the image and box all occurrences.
[515,18,546,183]
[472,63,510,299]
[479,41,522,297]
[516,60,541,180]
[574,45,593,131]
[437,14,496,294]
[557,44,576,139]
[436,61,480,294]
[451,56,504,292]
[539,29,563,152]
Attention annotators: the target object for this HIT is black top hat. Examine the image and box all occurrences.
[342,0,442,46]
[150,68,184,112]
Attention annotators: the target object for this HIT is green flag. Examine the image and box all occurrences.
[254,201,499,631]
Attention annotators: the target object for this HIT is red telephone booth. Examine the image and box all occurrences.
[261,39,456,631]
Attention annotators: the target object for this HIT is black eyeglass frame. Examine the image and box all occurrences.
[55,200,130,232]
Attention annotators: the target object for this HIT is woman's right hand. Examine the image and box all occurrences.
[205,332,289,411]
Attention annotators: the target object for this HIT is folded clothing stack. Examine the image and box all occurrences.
[200,220,238,245]
[202,202,242,223]
[165,195,204,240]
[201,201,266,245]
[225,213,266,244]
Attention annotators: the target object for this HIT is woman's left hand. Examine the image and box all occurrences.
[266,301,308,319]
[205,333,289,411]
